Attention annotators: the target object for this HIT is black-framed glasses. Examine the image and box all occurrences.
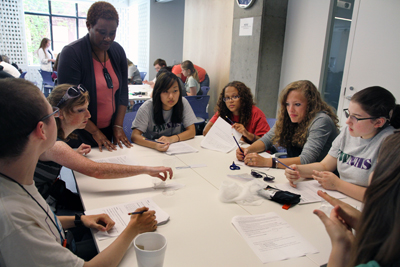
[56,84,87,107]
[223,95,240,102]
[343,109,381,122]
[251,169,275,181]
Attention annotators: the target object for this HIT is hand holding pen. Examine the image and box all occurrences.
[143,138,169,152]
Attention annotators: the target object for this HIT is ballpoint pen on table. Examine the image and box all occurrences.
[143,138,165,144]
[232,134,244,153]
[128,210,146,215]
[273,158,294,170]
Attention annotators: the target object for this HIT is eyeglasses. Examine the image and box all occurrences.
[251,169,275,181]
[40,106,60,122]
[56,84,87,107]
[223,95,240,102]
[343,109,381,122]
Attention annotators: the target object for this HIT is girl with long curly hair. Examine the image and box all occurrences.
[203,81,270,143]
[237,80,339,168]
[285,86,400,201]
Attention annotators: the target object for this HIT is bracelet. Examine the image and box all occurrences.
[113,125,123,129]
[271,158,277,168]
[176,134,180,142]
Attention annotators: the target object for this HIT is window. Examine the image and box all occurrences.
[23,0,90,65]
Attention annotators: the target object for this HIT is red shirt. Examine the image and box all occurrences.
[210,105,270,138]
[172,64,206,83]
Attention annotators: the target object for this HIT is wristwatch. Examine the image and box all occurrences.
[74,213,84,227]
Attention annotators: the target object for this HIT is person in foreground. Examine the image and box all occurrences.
[204,81,270,143]
[58,1,131,151]
[35,83,172,212]
[0,78,158,267]
[131,72,196,152]
[285,86,399,201]
[237,80,339,168]
[314,131,400,267]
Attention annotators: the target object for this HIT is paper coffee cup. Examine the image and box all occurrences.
[133,232,167,267]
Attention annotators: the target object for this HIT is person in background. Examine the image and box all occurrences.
[0,55,20,78]
[237,80,339,169]
[181,60,200,96]
[0,78,158,266]
[127,58,142,84]
[34,83,173,212]
[172,62,209,88]
[1,54,22,74]
[52,53,61,80]
[285,86,400,201]
[131,72,196,152]
[204,81,270,143]
[0,65,14,79]
[58,1,132,152]
[143,58,166,88]
[314,131,400,267]
[37,38,56,72]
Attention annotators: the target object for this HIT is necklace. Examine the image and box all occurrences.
[92,49,114,89]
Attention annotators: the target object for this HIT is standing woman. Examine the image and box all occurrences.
[237,80,339,168]
[203,81,270,143]
[37,37,56,72]
[131,72,196,152]
[285,86,400,201]
[181,60,200,96]
[58,1,132,152]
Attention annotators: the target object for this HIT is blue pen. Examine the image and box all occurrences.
[128,210,146,215]
[143,138,165,144]
[273,158,294,170]
[225,116,234,125]
[232,134,244,153]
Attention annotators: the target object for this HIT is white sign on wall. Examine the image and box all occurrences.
[239,17,254,36]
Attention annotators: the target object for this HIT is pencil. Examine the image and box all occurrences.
[143,138,165,144]
[128,210,146,215]
[232,134,244,153]
[273,158,294,170]
[225,116,234,125]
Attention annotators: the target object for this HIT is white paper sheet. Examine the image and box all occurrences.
[93,155,138,165]
[166,142,198,155]
[232,212,318,263]
[275,180,347,204]
[201,117,242,153]
[85,198,169,240]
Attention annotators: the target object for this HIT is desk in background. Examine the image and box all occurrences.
[74,136,361,267]
[128,84,151,106]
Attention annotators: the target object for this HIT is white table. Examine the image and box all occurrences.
[74,136,361,267]
[128,84,151,105]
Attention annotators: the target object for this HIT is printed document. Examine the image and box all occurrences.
[166,142,198,155]
[86,198,169,240]
[232,212,318,263]
[201,116,242,153]
[93,155,138,165]
[275,180,347,204]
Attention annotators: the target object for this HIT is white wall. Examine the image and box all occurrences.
[279,0,332,91]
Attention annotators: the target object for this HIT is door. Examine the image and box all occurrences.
[337,0,400,127]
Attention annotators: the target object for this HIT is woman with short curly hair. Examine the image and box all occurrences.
[204,81,270,143]
[237,80,339,168]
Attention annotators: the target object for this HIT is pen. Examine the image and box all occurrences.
[225,116,234,125]
[273,158,294,170]
[128,210,146,215]
[143,138,165,144]
[232,134,244,153]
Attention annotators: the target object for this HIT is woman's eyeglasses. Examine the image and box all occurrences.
[343,109,381,123]
[223,95,240,102]
[251,169,275,181]
[56,84,87,107]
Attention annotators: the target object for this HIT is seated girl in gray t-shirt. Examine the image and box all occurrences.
[131,72,197,152]
[285,86,400,201]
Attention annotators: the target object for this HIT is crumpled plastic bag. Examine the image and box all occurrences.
[219,179,265,206]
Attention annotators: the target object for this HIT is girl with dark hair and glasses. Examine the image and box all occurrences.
[131,72,197,151]
[33,83,172,212]
[285,86,400,201]
[58,1,131,152]
[0,78,157,266]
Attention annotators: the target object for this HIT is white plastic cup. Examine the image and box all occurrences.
[133,232,167,267]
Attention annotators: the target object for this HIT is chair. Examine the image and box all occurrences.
[123,102,144,138]
[200,86,210,95]
[185,95,210,135]
[139,72,147,81]
[19,71,27,79]
[39,69,54,97]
